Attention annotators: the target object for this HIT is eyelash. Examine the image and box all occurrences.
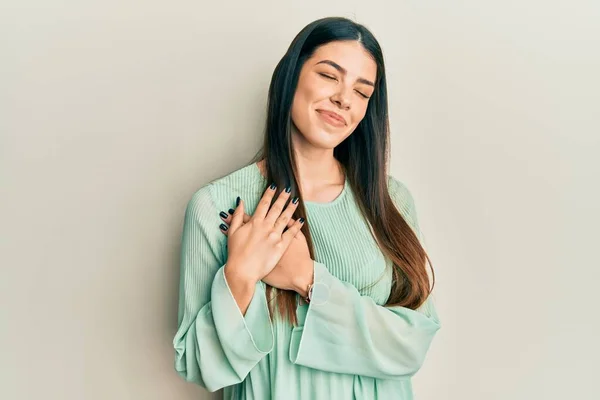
[319,73,370,99]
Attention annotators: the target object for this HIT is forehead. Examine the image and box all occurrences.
[309,41,377,81]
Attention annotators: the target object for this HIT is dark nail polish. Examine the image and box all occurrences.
[228,208,235,215]
[292,197,299,204]
[285,186,291,193]
[236,196,240,206]
[298,217,305,223]
[219,223,228,231]
[269,183,277,190]
[219,211,228,219]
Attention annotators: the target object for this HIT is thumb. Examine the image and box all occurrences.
[229,197,245,234]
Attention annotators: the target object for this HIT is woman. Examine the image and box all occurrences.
[173,16,440,399]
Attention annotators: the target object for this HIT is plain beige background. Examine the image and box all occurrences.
[1,1,599,399]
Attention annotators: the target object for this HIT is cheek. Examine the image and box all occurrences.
[290,95,312,135]
[298,77,328,105]
[291,81,323,124]
[350,105,369,127]
[291,92,307,123]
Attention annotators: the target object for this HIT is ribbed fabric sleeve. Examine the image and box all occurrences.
[172,184,274,393]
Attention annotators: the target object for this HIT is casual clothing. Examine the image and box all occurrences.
[173,163,440,399]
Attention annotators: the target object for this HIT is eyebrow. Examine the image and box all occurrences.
[315,59,375,87]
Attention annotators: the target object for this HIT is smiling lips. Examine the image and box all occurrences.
[316,109,347,127]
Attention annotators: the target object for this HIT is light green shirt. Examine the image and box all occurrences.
[173,163,440,399]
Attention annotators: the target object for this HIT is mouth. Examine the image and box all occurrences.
[316,109,347,127]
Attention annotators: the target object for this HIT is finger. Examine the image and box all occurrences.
[286,216,295,228]
[286,217,306,237]
[219,210,233,225]
[219,223,229,236]
[229,197,245,234]
[273,196,299,234]
[281,217,306,245]
[253,183,278,221]
[220,209,250,225]
[282,216,296,234]
[265,186,292,226]
[283,216,306,238]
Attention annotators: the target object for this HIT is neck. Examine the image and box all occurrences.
[289,125,345,186]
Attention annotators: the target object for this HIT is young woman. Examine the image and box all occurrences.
[173,16,440,399]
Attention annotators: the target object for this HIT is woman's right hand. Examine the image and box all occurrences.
[224,184,305,285]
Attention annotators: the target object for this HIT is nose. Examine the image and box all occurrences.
[331,87,351,110]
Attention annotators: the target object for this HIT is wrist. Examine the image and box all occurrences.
[293,259,314,298]
[224,260,259,287]
[224,261,257,316]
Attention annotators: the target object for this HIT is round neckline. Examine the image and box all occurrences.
[251,162,349,207]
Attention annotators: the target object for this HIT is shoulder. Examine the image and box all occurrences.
[185,163,263,217]
[184,183,217,224]
[210,163,261,194]
[387,174,417,213]
[386,174,420,234]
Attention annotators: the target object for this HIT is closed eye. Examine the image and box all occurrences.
[356,90,370,99]
[319,73,337,81]
[319,73,370,99]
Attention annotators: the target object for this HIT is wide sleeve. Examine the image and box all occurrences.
[288,176,440,380]
[172,184,274,392]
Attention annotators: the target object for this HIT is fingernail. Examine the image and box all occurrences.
[292,196,299,204]
[269,183,277,190]
[219,223,228,231]
[285,186,291,193]
[299,217,305,223]
[228,208,235,215]
[219,211,228,219]
[236,196,240,207]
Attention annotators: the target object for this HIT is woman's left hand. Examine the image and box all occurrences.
[219,209,313,297]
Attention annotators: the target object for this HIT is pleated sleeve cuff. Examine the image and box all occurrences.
[288,261,335,366]
[211,265,275,363]
[288,261,440,379]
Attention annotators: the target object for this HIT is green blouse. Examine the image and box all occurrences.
[173,163,440,399]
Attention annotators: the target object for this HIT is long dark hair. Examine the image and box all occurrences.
[250,16,434,325]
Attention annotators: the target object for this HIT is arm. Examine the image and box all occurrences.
[289,261,440,379]
[288,176,440,379]
[172,185,274,392]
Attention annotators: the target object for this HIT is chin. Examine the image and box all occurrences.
[294,117,349,148]
[306,129,346,149]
